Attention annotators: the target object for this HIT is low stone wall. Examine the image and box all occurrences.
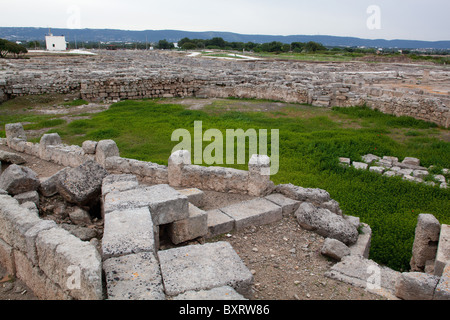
[0,193,102,299]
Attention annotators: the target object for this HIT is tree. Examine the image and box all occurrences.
[0,39,28,58]
[304,41,326,53]
[156,39,174,50]
[206,37,226,48]
[182,42,197,50]
[291,42,305,53]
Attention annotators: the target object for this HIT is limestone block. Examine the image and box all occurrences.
[319,199,343,216]
[36,227,103,300]
[0,150,26,164]
[177,188,205,207]
[295,202,358,245]
[95,139,120,167]
[206,209,235,238]
[395,272,440,300]
[349,223,372,258]
[68,207,92,226]
[5,123,26,146]
[410,214,441,272]
[264,193,300,216]
[362,154,381,164]
[82,140,97,154]
[101,174,139,199]
[321,238,350,261]
[248,154,273,196]
[39,167,70,197]
[0,238,15,275]
[101,207,156,260]
[14,249,70,300]
[39,133,62,159]
[24,219,57,265]
[220,198,282,231]
[173,286,247,300]
[325,255,401,299]
[159,241,254,298]
[0,194,42,252]
[402,157,420,166]
[168,203,208,245]
[412,170,429,178]
[435,224,450,277]
[352,162,368,170]
[434,264,450,300]
[103,252,165,300]
[369,166,385,174]
[103,184,189,226]
[56,160,108,206]
[383,156,399,163]
[339,157,351,166]
[0,164,40,195]
[168,150,191,187]
[14,190,39,206]
[275,183,331,204]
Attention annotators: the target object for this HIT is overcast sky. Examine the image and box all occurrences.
[1,0,449,41]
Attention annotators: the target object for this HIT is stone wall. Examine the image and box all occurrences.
[1,50,449,127]
[0,193,103,300]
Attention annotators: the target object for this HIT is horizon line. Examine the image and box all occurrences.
[1,26,449,43]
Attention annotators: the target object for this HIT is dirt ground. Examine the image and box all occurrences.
[0,143,384,301]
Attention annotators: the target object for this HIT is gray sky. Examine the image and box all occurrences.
[1,0,449,41]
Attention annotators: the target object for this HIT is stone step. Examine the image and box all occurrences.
[103,251,165,300]
[219,198,282,231]
[173,286,247,300]
[264,193,300,216]
[206,209,235,238]
[167,203,208,245]
[103,184,189,226]
[158,241,254,298]
[177,187,205,207]
[101,207,157,260]
[325,255,401,300]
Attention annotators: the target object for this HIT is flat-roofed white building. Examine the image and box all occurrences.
[45,34,67,51]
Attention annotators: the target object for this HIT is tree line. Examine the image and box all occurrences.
[176,37,328,53]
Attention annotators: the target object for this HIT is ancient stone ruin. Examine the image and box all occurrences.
[0,50,449,127]
[0,123,448,300]
[340,154,449,188]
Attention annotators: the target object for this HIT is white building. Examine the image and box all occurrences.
[45,34,67,51]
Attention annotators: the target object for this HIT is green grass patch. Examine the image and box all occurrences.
[24,118,66,130]
[63,99,89,107]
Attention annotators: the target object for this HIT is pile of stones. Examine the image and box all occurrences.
[340,154,449,188]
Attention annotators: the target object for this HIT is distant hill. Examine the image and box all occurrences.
[1,27,449,49]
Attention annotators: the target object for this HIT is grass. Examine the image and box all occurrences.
[63,99,89,107]
[1,97,449,271]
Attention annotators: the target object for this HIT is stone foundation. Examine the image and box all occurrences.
[1,50,448,127]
